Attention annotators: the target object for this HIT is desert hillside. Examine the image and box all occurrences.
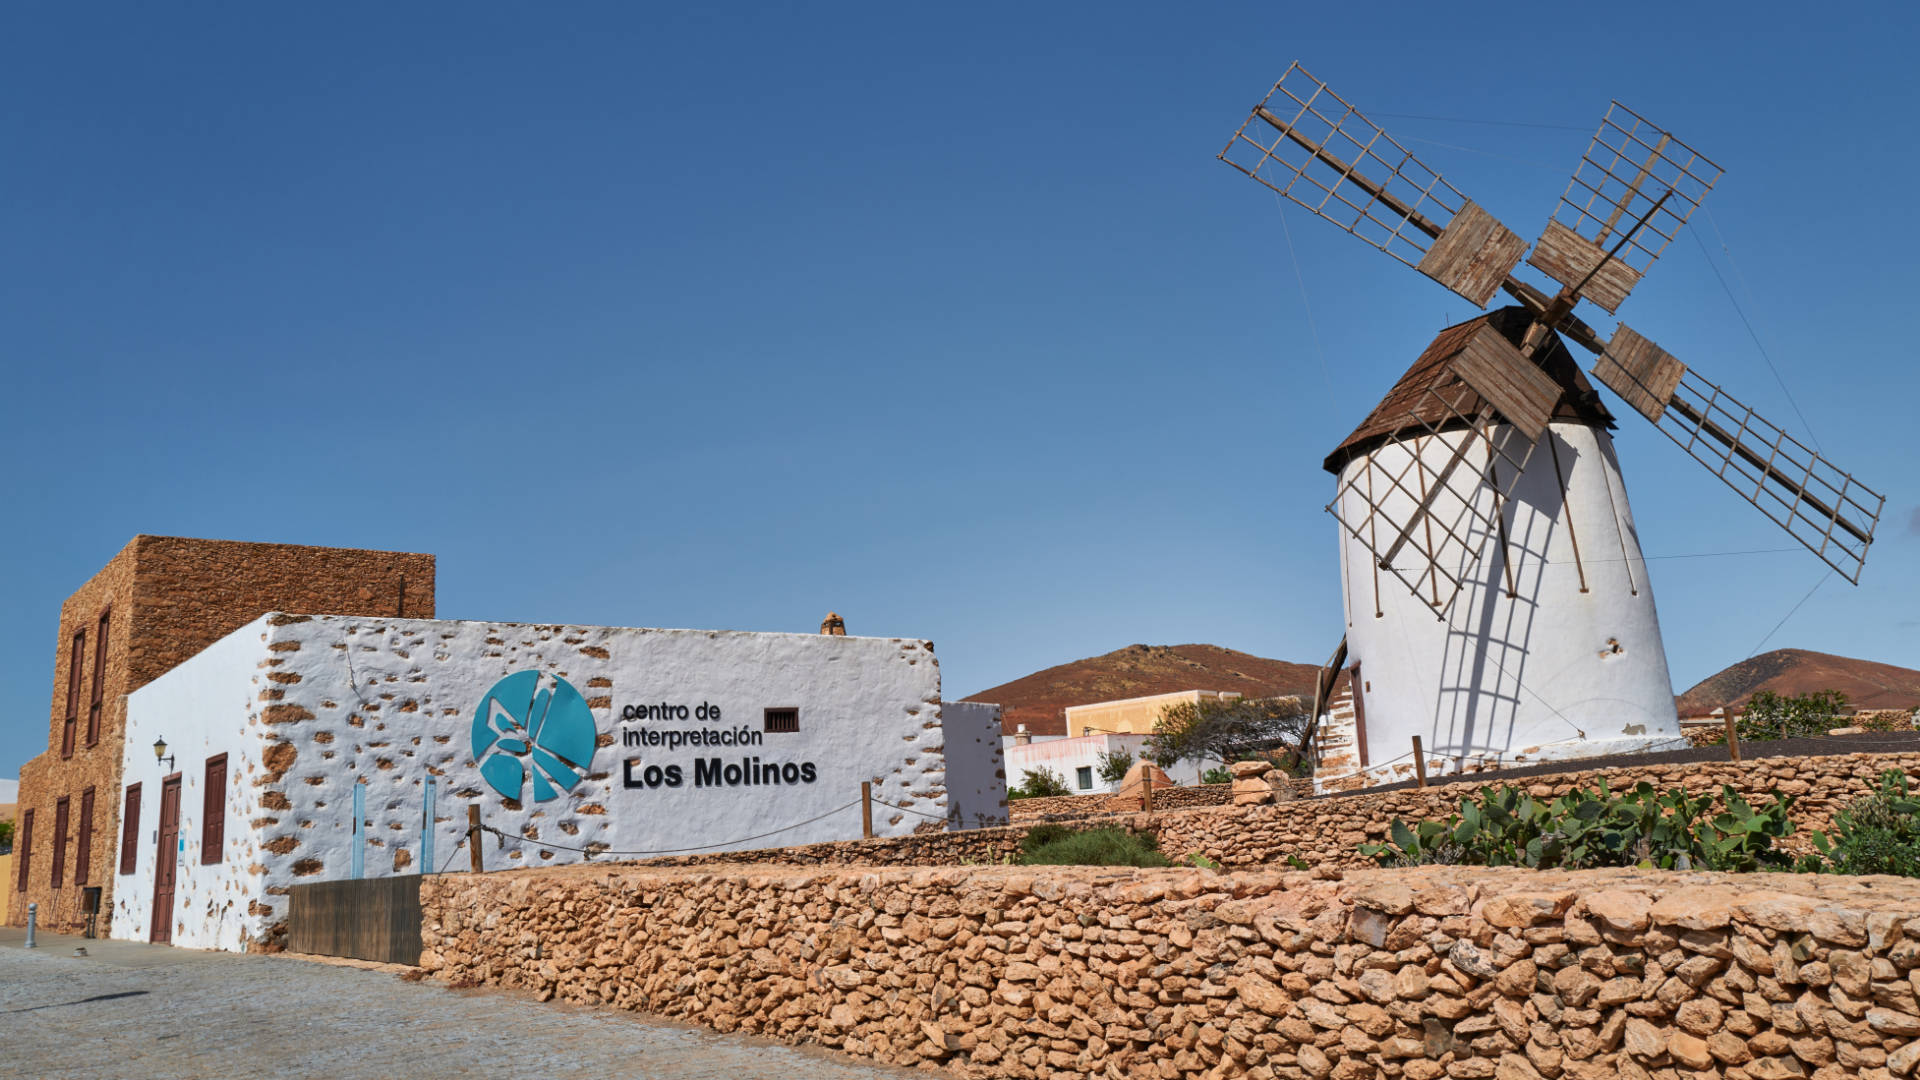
[962,643,1324,736]
[1676,648,1920,715]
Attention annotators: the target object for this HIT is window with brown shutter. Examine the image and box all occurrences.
[120,783,142,874]
[62,631,83,757]
[201,754,227,864]
[75,787,95,886]
[52,797,69,888]
[16,811,32,890]
[87,608,109,746]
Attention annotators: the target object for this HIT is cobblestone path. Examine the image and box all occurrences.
[0,929,915,1080]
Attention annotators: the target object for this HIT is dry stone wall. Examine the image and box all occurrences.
[1009,783,1242,823]
[422,861,1920,1080]
[1153,752,1920,871]
[637,752,1920,876]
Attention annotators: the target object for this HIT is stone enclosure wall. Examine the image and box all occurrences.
[1009,782,1242,823]
[633,751,1920,876]
[1153,752,1920,871]
[422,862,1920,1080]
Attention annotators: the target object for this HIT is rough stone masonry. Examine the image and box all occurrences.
[422,861,1920,1080]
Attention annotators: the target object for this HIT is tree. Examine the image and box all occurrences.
[1095,748,1135,786]
[0,819,10,854]
[1146,695,1308,770]
[1010,766,1072,799]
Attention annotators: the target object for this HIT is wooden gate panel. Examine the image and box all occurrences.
[287,876,422,965]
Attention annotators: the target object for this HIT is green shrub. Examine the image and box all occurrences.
[1020,823,1080,850]
[1201,766,1233,786]
[1733,689,1851,742]
[1009,766,1072,800]
[1018,826,1171,867]
[1803,770,1920,877]
[1096,749,1135,786]
[1359,780,1799,873]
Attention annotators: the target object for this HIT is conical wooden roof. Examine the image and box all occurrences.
[1322,306,1614,475]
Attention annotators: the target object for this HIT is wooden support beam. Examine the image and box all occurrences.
[1379,404,1496,569]
[467,804,483,874]
[1252,108,1445,240]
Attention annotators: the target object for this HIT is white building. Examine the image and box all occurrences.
[1321,311,1686,788]
[938,701,1010,830]
[1004,732,1210,794]
[113,613,999,952]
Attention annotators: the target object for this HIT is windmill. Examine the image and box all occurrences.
[1218,65,1885,787]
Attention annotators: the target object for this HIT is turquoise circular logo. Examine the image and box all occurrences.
[472,671,598,803]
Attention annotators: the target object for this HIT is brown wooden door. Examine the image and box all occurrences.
[151,776,181,944]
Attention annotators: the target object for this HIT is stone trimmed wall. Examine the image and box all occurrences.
[10,535,434,931]
[422,861,1920,1080]
[114,613,946,951]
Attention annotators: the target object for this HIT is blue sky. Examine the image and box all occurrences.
[4,3,1917,777]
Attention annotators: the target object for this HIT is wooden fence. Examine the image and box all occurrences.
[287,875,422,965]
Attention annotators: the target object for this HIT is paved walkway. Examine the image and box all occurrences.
[0,928,916,1080]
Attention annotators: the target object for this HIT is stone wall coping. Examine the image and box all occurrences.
[431,861,1920,924]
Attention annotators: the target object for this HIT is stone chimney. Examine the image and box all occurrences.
[820,612,846,636]
[1013,723,1031,746]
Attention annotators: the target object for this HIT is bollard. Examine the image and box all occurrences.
[25,903,37,949]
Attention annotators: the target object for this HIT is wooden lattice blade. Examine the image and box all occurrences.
[1219,63,1526,308]
[1589,329,1882,583]
[1532,103,1723,313]
[1329,381,1541,617]
[1449,324,1561,444]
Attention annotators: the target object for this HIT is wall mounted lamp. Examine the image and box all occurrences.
[154,736,175,771]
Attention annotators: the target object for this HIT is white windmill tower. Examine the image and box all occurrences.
[1218,66,1886,789]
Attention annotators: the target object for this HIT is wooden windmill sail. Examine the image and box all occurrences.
[1220,64,1886,776]
[1220,63,1884,612]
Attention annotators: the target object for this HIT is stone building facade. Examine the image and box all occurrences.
[9,536,434,932]
[113,613,960,951]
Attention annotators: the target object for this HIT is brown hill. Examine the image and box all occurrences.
[961,643,1325,737]
[1676,648,1920,716]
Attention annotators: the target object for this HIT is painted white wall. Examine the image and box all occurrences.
[119,614,945,952]
[999,733,1066,755]
[1005,733,1210,794]
[938,702,1008,829]
[111,623,270,952]
[1335,421,1685,782]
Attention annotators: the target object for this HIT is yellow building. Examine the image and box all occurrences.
[1062,690,1242,737]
